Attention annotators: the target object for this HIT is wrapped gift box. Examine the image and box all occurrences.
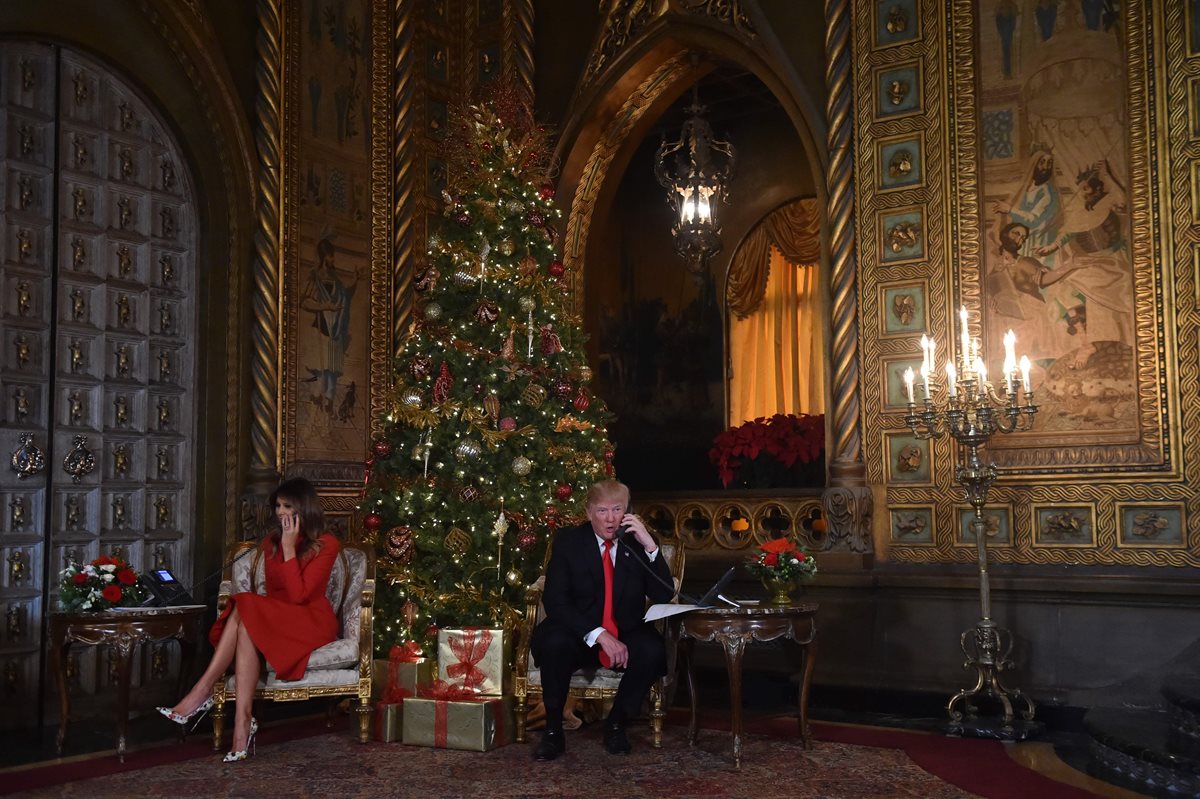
[374,700,405,742]
[401,694,514,751]
[371,657,434,700]
[436,628,509,696]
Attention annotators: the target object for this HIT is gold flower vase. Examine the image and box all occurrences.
[761,574,802,605]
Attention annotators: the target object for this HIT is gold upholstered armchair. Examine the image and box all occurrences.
[512,541,686,747]
[210,541,375,749]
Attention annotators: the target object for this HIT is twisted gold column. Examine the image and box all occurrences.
[505,0,535,99]
[821,0,872,552]
[250,0,283,481]
[392,0,415,357]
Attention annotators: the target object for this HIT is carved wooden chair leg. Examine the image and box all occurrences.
[211,698,226,751]
[650,684,665,748]
[515,693,528,742]
[355,697,373,743]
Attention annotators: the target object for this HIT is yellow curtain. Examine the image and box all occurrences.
[729,247,824,425]
[726,198,822,319]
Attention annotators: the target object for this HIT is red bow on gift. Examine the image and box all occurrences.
[389,641,423,663]
[445,629,494,692]
[418,679,480,701]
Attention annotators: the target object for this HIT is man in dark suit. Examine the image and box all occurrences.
[529,479,675,761]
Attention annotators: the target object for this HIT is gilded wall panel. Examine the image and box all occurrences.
[855,0,1200,568]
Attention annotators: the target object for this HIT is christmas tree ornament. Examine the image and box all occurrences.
[499,416,516,432]
[455,438,482,461]
[482,141,492,151]
[402,600,420,626]
[483,394,500,422]
[373,439,394,458]
[554,483,573,501]
[415,265,440,292]
[498,239,515,256]
[540,325,564,356]
[548,259,565,277]
[505,200,523,215]
[511,456,532,476]
[385,526,415,563]
[518,295,536,314]
[410,355,433,381]
[364,456,376,468]
[552,377,573,398]
[401,388,424,408]
[473,300,500,326]
[505,569,523,587]
[459,485,480,502]
[539,183,555,201]
[573,389,591,411]
[517,529,539,550]
[455,210,471,227]
[411,442,428,462]
[364,513,383,532]
[433,362,454,404]
[554,414,593,432]
[424,302,443,321]
[518,256,538,276]
[527,210,545,226]
[521,383,548,407]
[500,329,516,361]
[576,364,593,383]
[452,268,479,287]
[445,527,472,556]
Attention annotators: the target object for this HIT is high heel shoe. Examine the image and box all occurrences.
[156,697,214,730]
[222,717,258,763]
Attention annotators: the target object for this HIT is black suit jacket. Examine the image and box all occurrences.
[540,522,675,640]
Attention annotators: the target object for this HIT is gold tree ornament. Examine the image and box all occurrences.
[521,384,547,407]
[385,526,415,563]
[445,527,472,557]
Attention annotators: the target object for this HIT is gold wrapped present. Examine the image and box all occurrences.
[374,701,404,742]
[436,627,509,695]
[371,656,434,700]
[400,693,514,751]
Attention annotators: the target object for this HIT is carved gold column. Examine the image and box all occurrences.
[821,0,872,552]
[505,0,535,99]
[245,0,285,532]
[393,0,416,357]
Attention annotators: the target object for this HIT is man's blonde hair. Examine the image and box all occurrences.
[585,479,630,508]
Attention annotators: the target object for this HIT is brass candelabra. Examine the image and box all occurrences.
[904,316,1039,737]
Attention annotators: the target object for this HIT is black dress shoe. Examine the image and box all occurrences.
[603,722,631,755]
[533,730,565,761]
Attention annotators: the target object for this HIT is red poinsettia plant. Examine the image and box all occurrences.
[58,555,148,612]
[744,537,817,581]
[709,413,826,488]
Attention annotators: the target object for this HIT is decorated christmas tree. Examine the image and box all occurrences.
[361,87,614,655]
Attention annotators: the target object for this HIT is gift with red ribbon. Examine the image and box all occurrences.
[401,680,513,751]
[372,641,434,742]
[436,627,509,696]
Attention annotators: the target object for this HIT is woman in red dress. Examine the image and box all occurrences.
[157,478,340,761]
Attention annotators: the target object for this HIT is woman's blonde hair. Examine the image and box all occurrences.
[585,479,630,508]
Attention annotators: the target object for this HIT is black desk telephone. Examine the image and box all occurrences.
[139,568,197,607]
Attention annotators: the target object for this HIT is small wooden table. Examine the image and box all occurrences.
[49,606,205,761]
[677,602,818,767]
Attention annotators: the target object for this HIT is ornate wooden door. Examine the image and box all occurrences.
[0,42,197,729]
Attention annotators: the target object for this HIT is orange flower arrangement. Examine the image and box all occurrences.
[744,537,817,581]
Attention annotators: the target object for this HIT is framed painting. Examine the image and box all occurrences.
[282,0,392,482]
[960,0,1167,470]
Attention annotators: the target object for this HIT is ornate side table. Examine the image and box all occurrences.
[677,602,818,767]
[49,606,205,761]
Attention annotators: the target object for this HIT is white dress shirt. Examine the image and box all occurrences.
[584,533,658,646]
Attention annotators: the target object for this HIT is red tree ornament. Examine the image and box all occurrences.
[552,377,573,398]
[517,529,539,550]
[540,325,563,356]
[363,513,382,531]
[433,361,454,404]
[373,439,393,458]
[411,355,433,381]
[555,483,573,501]
[499,416,516,432]
[539,183,555,201]
[572,389,590,412]
[548,259,565,277]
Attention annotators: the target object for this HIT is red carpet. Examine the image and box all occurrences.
[2,712,1109,798]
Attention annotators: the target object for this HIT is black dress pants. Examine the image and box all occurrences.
[530,620,667,719]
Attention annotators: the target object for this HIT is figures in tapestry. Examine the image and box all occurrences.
[299,235,361,419]
[977,0,1135,441]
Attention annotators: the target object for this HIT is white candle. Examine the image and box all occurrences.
[1019,355,1032,394]
[919,364,930,398]
[920,334,930,373]
[975,358,987,385]
[971,338,980,374]
[959,306,970,372]
[903,367,915,404]
[1003,329,1017,367]
[946,360,958,397]
[928,337,936,378]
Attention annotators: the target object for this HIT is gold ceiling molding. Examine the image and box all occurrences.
[563,53,693,311]
[584,0,756,85]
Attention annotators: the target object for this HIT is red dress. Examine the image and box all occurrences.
[209,533,340,681]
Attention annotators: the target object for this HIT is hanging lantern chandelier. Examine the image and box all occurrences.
[653,83,737,275]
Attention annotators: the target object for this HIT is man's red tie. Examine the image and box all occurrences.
[598,540,619,668]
